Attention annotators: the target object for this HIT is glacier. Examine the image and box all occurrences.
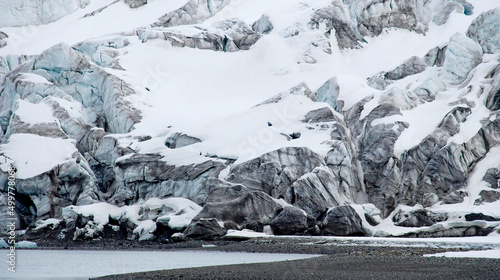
[0,0,499,242]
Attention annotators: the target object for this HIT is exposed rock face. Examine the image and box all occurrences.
[321,205,367,236]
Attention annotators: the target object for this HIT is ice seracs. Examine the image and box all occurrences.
[0,0,90,27]
[0,0,500,241]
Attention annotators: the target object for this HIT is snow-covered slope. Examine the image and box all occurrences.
[0,0,499,240]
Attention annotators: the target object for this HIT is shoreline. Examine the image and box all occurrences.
[28,234,500,252]
[20,236,500,279]
[92,238,499,280]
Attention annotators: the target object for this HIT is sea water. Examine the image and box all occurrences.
[0,249,320,279]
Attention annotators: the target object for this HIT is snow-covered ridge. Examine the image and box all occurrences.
[0,0,499,241]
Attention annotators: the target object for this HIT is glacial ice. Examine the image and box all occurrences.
[0,0,499,241]
[440,33,483,84]
[467,8,500,54]
[0,0,89,27]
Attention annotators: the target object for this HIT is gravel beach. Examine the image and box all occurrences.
[40,237,496,280]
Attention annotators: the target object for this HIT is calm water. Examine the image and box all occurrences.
[1,249,320,279]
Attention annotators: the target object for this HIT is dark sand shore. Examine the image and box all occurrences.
[43,237,497,280]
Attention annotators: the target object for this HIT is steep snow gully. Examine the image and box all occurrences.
[0,0,500,242]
